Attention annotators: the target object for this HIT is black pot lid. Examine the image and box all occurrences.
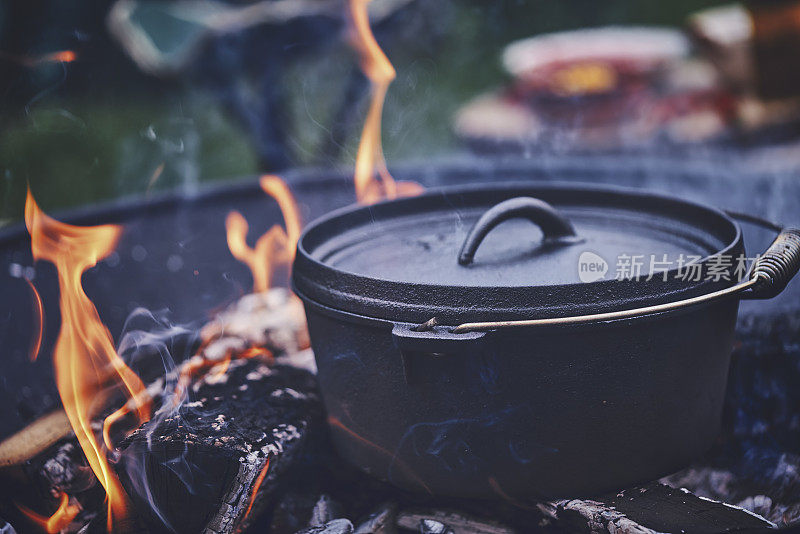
[293,183,743,324]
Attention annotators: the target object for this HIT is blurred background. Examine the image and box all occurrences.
[5,0,800,222]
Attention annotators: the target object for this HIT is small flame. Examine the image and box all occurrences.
[145,162,166,195]
[25,190,150,531]
[42,50,77,64]
[347,0,423,204]
[226,175,301,293]
[0,49,77,67]
[24,277,44,362]
[16,493,81,534]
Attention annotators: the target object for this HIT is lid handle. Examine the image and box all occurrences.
[458,196,580,266]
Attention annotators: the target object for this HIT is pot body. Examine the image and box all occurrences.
[300,295,740,499]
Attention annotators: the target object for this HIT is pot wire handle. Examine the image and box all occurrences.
[745,228,800,299]
[441,224,800,334]
[458,197,581,266]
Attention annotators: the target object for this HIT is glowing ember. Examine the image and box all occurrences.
[226,175,301,293]
[347,0,423,204]
[16,493,81,534]
[171,344,272,409]
[242,457,271,522]
[25,189,150,531]
[24,277,44,362]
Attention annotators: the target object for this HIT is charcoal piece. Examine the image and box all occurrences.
[544,483,774,534]
[309,495,345,527]
[115,358,322,534]
[296,518,354,534]
[396,510,515,534]
[34,441,96,495]
[0,518,16,534]
[419,519,453,534]
[354,502,397,534]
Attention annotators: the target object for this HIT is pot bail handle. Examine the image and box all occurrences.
[458,196,581,266]
[745,228,800,299]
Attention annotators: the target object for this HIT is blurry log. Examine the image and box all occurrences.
[539,483,774,534]
[0,410,71,468]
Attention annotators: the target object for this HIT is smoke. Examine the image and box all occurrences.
[112,307,208,532]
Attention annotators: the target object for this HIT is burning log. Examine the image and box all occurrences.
[0,289,316,534]
[115,357,320,534]
[112,289,321,534]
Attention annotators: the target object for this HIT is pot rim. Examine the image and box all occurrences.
[293,181,744,325]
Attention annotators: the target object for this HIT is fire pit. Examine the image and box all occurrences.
[1,155,799,533]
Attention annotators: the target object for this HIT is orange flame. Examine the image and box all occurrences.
[25,190,150,531]
[0,49,76,67]
[16,493,81,534]
[226,175,301,293]
[348,0,423,204]
[42,50,77,64]
[25,277,44,362]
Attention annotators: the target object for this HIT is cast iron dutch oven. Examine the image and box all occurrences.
[292,182,800,499]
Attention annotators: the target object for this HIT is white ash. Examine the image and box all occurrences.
[270,388,308,400]
[246,364,274,381]
[203,337,246,362]
[203,372,230,386]
[211,414,229,432]
[276,347,317,375]
[199,288,309,356]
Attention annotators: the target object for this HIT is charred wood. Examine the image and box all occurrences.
[114,356,321,534]
[541,483,774,534]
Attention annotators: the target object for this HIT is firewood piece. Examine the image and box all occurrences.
[395,509,515,534]
[0,410,72,468]
[115,358,321,534]
[296,519,354,534]
[541,483,774,534]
